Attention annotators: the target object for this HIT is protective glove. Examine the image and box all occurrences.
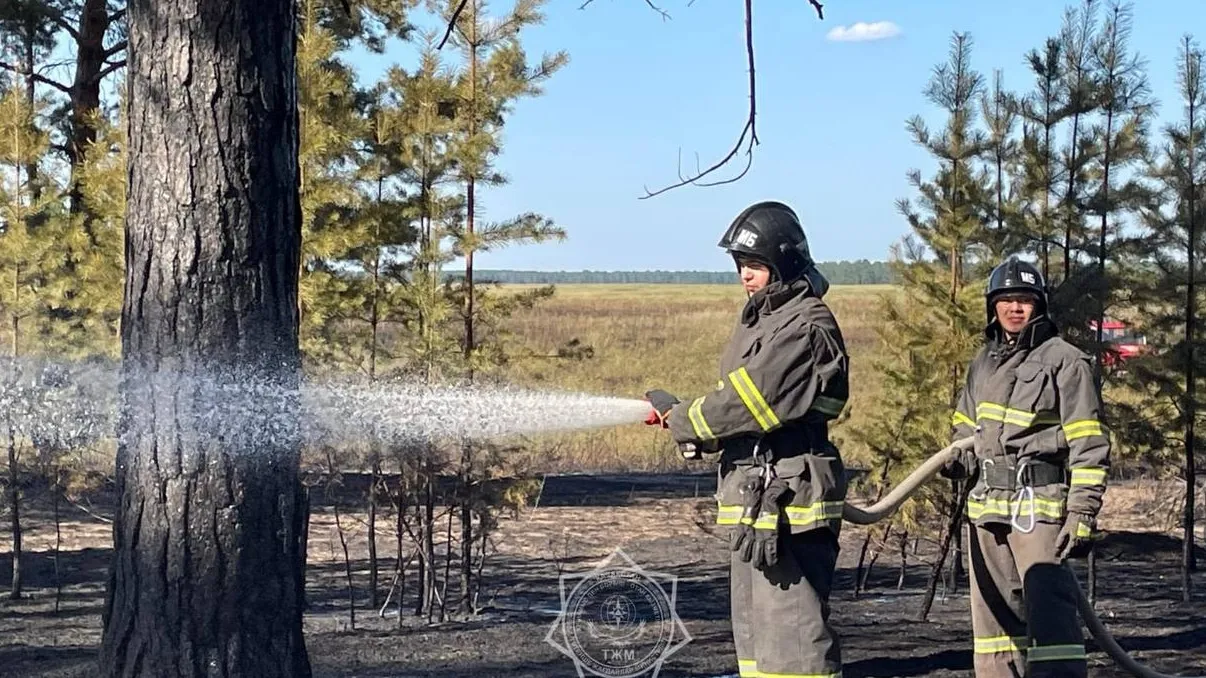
[751,477,791,570]
[729,472,763,563]
[939,436,978,480]
[1055,512,1097,560]
[678,439,720,460]
[643,389,680,428]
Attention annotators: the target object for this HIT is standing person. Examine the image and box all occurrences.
[645,201,849,678]
[943,255,1110,678]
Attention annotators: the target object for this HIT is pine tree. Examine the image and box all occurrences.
[979,69,1023,259]
[0,84,62,601]
[1013,36,1072,278]
[297,0,372,370]
[1082,1,1152,365]
[876,31,995,620]
[1129,35,1206,601]
[1054,0,1100,287]
[438,0,568,615]
[0,87,62,360]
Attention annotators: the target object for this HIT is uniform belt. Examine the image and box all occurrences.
[981,458,1066,490]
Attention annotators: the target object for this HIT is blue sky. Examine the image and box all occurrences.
[349,0,1202,272]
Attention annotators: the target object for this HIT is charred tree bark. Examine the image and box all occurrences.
[98,0,309,675]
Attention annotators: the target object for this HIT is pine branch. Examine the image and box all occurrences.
[103,41,128,60]
[93,60,126,85]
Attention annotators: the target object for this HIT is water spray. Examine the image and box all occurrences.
[0,356,653,453]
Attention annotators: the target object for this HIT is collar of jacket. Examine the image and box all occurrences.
[985,314,1058,353]
[740,277,815,326]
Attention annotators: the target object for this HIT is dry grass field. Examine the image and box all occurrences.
[497,283,898,472]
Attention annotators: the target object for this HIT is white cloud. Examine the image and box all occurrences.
[826,21,901,42]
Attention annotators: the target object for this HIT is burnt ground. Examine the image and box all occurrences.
[1,474,1205,678]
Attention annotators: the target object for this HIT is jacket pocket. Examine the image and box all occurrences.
[773,452,847,534]
[1010,362,1057,415]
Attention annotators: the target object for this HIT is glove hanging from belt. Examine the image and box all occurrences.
[750,476,791,570]
[730,471,764,563]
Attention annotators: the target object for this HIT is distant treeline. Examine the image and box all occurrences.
[447,260,894,285]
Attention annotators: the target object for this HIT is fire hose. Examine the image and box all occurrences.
[840,436,1205,678]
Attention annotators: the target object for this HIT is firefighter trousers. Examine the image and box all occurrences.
[731,529,842,678]
[968,521,1087,677]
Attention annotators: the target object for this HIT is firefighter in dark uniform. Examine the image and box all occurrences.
[943,256,1110,678]
[644,201,849,678]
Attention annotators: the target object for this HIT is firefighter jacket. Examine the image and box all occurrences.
[666,276,850,537]
[950,316,1111,534]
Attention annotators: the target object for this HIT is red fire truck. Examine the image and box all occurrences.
[1091,319,1150,366]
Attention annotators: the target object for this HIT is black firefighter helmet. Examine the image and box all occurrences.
[985,255,1048,324]
[718,201,815,283]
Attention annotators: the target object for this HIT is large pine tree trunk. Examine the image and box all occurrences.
[68,0,119,228]
[98,0,310,675]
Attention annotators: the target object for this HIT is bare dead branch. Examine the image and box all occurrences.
[109,8,127,23]
[47,11,81,42]
[639,0,759,198]
[437,0,472,50]
[580,0,670,20]
[0,61,72,94]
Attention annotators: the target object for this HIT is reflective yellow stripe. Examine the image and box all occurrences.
[736,663,842,678]
[967,496,1065,520]
[1064,419,1104,440]
[1028,644,1086,662]
[974,635,1027,654]
[1070,467,1106,486]
[953,410,975,428]
[717,501,844,527]
[1076,521,1093,538]
[688,397,716,440]
[716,505,748,524]
[729,367,782,430]
[976,402,1058,427]
[811,395,846,417]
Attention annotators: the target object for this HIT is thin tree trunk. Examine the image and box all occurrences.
[368,457,380,609]
[917,481,971,621]
[7,417,21,601]
[859,523,894,593]
[333,499,355,630]
[896,530,910,590]
[441,501,453,622]
[54,475,62,613]
[1184,42,1200,597]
